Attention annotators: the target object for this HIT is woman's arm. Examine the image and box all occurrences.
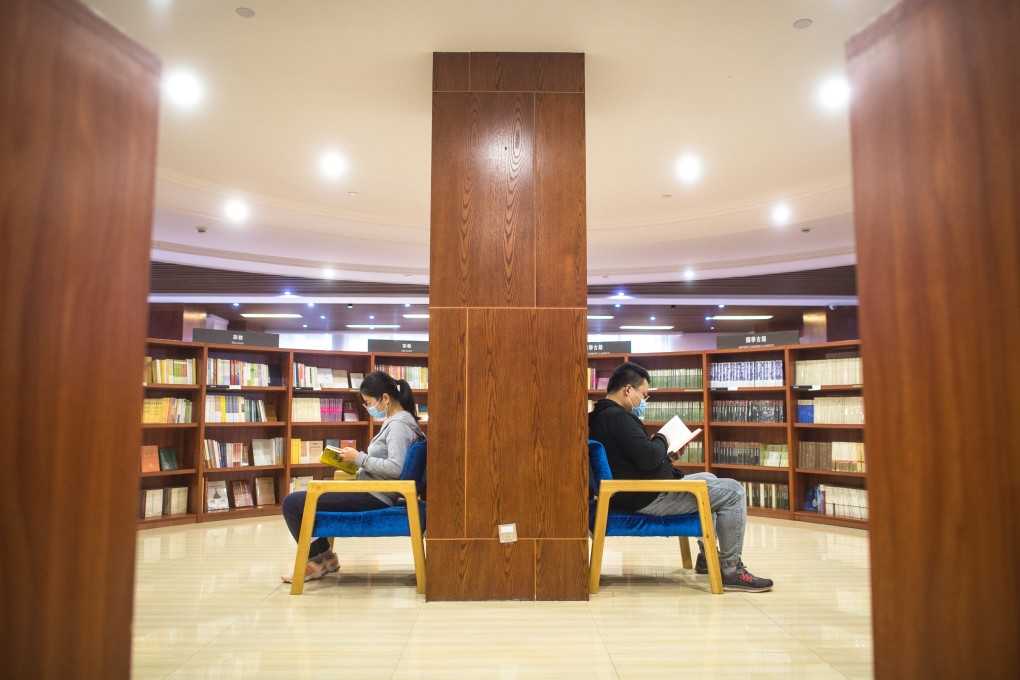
[355,419,415,479]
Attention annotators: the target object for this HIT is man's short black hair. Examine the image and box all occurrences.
[606,361,651,394]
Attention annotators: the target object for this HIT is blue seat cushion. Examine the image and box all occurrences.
[589,502,703,537]
[314,502,426,538]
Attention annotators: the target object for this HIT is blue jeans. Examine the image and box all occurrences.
[637,473,746,569]
[281,490,387,559]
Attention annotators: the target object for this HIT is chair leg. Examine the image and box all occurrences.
[679,536,693,569]
[290,488,323,595]
[693,489,723,594]
[588,497,611,594]
[404,496,426,595]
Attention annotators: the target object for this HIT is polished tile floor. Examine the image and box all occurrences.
[133,517,872,679]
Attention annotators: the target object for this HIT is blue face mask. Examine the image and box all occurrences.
[366,400,387,419]
[631,397,647,420]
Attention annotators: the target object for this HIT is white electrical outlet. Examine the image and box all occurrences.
[498,523,517,543]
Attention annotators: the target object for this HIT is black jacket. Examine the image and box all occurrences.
[588,399,678,511]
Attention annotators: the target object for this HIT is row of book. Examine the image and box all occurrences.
[206,358,276,387]
[641,400,704,423]
[290,438,358,464]
[203,437,285,468]
[205,477,276,511]
[586,368,609,390]
[648,367,704,390]
[804,484,869,520]
[793,356,862,386]
[714,442,789,467]
[140,486,189,519]
[204,395,269,423]
[672,440,704,463]
[740,481,790,510]
[144,357,196,385]
[291,397,359,422]
[711,399,786,423]
[799,441,866,472]
[796,396,865,424]
[140,445,180,472]
[375,363,428,389]
[142,397,193,424]
[293,364,365,390]
[709,360,785,388]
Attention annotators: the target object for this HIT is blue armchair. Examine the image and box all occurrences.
[290,439,428,595]
[588,440,723,594]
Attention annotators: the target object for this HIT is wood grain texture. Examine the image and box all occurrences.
[535,539,589,601]
[535,92,587,308]
[431,91,536,308]
[469,52,584,93]
[0,0,160,675]
[464,309,588,539]
[425,308,467,538]
[847,0,1020,677]
[433,52,469,92]
[425,539,536,601]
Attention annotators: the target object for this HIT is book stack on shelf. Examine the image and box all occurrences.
[206,359,277,387]
[647,367,703,389]
[202,439,249,468]
[139,486,188,520]
[144,357,196,384]
[290,438,324,464]
[251,437,285,466]
[804,484,869,520]
[794,356,862,386]
[673,440,704,464]
[796,396,864,424]
[711,399,786,423]
[740,481,790,510]
[142,397,193,423]
[374,363,428,389]
[799,441,866,472]
[291,397,347,422]
[709,359,784,388]
[642,400,704,423]
[714,441,789,467]
[204,395,268,423]
[293,363,350,389]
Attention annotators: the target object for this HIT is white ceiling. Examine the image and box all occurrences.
[86,0,896,291]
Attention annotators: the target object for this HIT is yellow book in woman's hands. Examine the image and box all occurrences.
[321,445,359,476]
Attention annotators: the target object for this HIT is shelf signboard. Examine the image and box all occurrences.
[192,328,279,348]
[367,339,429,354]
[587,341,631,355]
[716,330,800,350]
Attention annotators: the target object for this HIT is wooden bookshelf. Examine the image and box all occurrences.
[587,340,867,529]
[138,341,430,528]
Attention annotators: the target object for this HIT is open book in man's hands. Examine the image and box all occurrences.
[658,415,703,459]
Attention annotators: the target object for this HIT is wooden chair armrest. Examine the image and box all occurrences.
[305,479,419,506]
[597,478,709,499]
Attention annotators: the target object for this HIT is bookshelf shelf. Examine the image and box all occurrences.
[206,385,288,392]
[746,507,792,520]
[203,421,287,428]
[713,464,790,473]
[709,386,787,393]
[794,423,864,429]
[143,383,200,390]
[797,468,868,478]
[794,511,867,529]
[289,462,333,469]
[140,468,197,478]
[142,423,198,429]
[197,505,281,523]
[291,421,364,427]
[709,421,788,428]
[202,464,285,474]
[138,513,198,529]
[791,385,863,392]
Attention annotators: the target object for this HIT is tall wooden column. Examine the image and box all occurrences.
[0,0,159,675]
[847,0,1019,677]
[428,53,589,600]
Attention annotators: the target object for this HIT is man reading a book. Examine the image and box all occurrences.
[588,362,773,592]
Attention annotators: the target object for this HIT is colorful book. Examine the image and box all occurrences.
[140,445,160,473]
[205,480,230,512]
[320,444,359,476]
[158,447,179,471]
[231,480,254,508]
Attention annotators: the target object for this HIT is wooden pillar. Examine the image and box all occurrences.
[0,0,159,675]
[428,53,589,600]
[847,0,1019,676]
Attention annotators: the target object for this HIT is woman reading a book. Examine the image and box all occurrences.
[281,370,425,583]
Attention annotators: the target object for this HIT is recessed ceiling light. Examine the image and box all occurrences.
[348,191,359,196]
[771,203,792,226]
[620,325,674,330]
[609,292,631,300]
[347,324,399,329]
[163,70,203,109]
[587,315,614,320]
[684,269,695,281]
[614,303,621,308]
[320,315,326,320]
[307,302,315,308]
[404,303,411,308]
[369,315,375,320]
[322,268,334,279]
[403,314,430,319]
[818,76,851,110]
[675,154,702,184]
[224,199,248,222]
[240,313,302,319]
[718,304,725,308]
[302,324,308,328]
[232,302,240,307]
[347,303,353,309]
[650,316,656,321]
[709,315,774,321]
[281,290,293,297]
[235,7,255,18]
[320,152,346,178]
[793,18,813,29]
